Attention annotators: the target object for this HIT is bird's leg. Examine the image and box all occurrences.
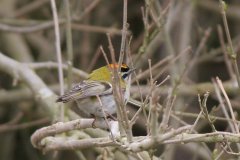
[92,115,99,128]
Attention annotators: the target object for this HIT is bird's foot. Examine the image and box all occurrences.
[92,116,99,128]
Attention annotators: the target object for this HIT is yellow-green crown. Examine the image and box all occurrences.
[87,63,130,82]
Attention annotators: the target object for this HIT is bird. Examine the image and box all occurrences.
[56,63,136,122]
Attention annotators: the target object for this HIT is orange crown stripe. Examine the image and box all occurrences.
[109,63,128,68]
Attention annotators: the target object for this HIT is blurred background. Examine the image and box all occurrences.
[0,0,240,159]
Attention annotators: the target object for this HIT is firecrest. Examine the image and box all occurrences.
[56,63,136,120]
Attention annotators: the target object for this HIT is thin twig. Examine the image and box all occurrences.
[86,47,101,73]
[150,89,158,141]
[148,59,153,85]
[216,77,239,134]
[153,46,191,81]
[186,27,212,75]
[0,20,65,33]
[64,0,73,92]
[107,12,133,141]
[50,0,64,121]
[10,0,49,18]
[131,55,172,83]
[212,78,235,132]
[132,3,150,66]
[96,95,116,141]
[128,42,148,130]
[156,75,171,87]
[198,91,217,132]
[159,89,175,134]
[118,0,128,72]
[71,24,131,36]
[0,0,101,33]
[106,34,126,137]
[25,62,88,78]
[2,112,23,125]
[189,110,203,134]
[131,81,156,131]
[172,50,193,95]
[100,46,111,68]
[76,0,101,21]
[217,25,234,79]
[219,0,240,91]
[0,117,51,133]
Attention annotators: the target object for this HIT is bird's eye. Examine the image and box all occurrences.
[122,73,128,79]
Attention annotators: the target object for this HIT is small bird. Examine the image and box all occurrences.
[56,63,136,121]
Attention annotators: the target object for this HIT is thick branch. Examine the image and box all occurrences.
[0,53,79,120]
[31,119,119,149]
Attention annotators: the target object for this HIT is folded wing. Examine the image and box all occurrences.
[56,80,112,103]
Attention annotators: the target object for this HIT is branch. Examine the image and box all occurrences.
[31,119,190,153]
[25,62,88,78]
[0,117,51,133]
[0,52,79,120]
[31,118,120,150]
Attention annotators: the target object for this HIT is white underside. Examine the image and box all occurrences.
[76,87,130,118]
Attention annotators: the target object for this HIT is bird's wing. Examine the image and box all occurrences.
[68,80,87,93]
[56,80,112,103]
[79,80,112,98]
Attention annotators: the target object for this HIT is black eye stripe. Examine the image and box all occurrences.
[122,73,128,79]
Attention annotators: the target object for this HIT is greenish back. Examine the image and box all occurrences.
[87,66,111,82]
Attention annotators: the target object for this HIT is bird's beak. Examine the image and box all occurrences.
[130,68,137,73]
